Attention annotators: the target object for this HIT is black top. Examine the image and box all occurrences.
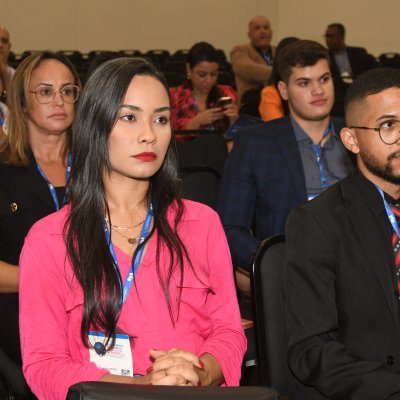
[0,158,64,363]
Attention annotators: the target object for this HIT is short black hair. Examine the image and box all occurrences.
[344,68,400,116]
[327,23,345,36]
[276,40,329,83]
[186,41,220,68]
[269,36,300,84]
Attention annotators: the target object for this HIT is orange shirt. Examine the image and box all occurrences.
[259,84,284,122]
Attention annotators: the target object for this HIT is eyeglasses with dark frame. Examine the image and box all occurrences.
[350,119,400,145]
[29,85,80,104]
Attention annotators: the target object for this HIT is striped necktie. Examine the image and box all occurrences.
[390,204,400,290]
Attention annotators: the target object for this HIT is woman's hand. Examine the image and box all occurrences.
[147,348,204,386]
[222,103,239,124]
[101,348,224,386]
[186,108,223,129]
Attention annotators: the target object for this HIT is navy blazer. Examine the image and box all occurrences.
[284,171,400,399]
[217,116,348,269]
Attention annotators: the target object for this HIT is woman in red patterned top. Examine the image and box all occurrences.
[170,42,238,132]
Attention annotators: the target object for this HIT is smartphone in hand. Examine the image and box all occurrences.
[216,97,233,108]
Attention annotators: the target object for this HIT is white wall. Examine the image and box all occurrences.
[1,0,399,57]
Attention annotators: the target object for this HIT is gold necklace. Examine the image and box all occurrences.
[104,216,144,231]
[110,225,140,245]
[105,216,145,245]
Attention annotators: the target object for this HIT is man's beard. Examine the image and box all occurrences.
[361,149,400,185]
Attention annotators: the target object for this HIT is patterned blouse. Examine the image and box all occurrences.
[170,82,237,132]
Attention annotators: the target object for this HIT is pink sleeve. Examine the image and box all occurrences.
[169,86,196,131]
[195,207,247,385]
[19,223,108,400]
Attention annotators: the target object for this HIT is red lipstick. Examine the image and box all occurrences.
[133,152,157,162]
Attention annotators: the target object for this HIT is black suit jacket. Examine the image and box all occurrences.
[284,170,400,400]
[329,46,378,78]
[0,160,60,363]
[217,116,351,269]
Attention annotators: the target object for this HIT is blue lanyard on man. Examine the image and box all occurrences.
[36,153,72,211]
[103,202,154,304]
[376,186,400,238]
[311,122,332,191]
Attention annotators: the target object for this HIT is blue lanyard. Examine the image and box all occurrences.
[311,122,332,190]
[375,186,400,238]
[191,95,215,130]
[192,95,201,112]
[36,153,72,211]
[103,203,154,304]
[262,53,273,65]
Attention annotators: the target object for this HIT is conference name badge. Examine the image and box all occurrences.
[88,331,133,377]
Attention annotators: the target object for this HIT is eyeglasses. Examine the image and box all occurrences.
[350,119,400,145]
[29,85,80,104]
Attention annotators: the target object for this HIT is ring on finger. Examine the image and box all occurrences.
[184,379,190,385]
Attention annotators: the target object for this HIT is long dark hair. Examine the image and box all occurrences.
[64,57,189,348]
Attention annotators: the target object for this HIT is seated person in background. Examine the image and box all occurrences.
[325,22,378,80]
[231,15,275,103]
[284,67,400,400]
[0,25,15,84]
[170,41,238,132]
[0,51,80,368]
[19,57,246,400]
[218,40,354,272]
[0,62,8,137]
[259,36,300,121]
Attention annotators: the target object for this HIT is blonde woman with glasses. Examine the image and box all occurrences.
[0,51,81,374]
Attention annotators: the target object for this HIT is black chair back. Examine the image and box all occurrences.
[0,349,35,399]
[379,52,400,68]
[175,133,228,209]
[240,88,261,118]
[67,382,279,400]
[251,234,291,394]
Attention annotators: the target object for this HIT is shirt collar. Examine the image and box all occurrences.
[290,115,337,148]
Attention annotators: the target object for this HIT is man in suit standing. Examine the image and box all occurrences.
[218,40,354,273]
[284,67,400,399]
[231,15,275,103]
[325,23,377,79]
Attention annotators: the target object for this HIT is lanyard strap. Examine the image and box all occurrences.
[311,122,332,190]
[192,95,201,112]
[262,53,273,65]
[36,153,72,211]
[376,186,400,238]
[0,107,4,127]
[103,202,154,304]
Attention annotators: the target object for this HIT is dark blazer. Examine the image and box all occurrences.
[0,160,60,363]
[329,46,378,78]
[217,116,349,270]
[284,170,400,400]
